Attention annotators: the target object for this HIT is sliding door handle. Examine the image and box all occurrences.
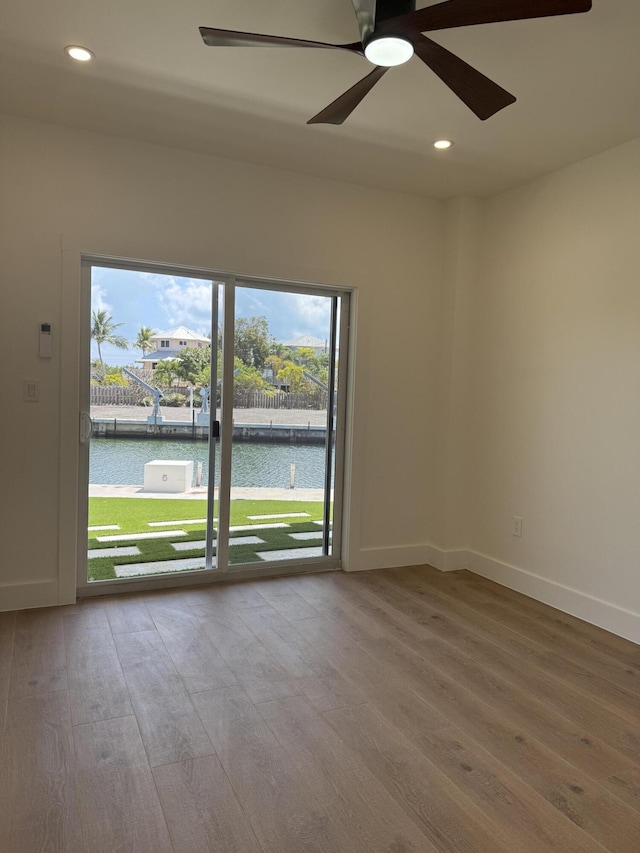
[79,411,93,444]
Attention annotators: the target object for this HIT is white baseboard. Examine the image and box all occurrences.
[467,550,640,645]
[0,579,59,612]
[431,548,470,573]
[349,543,446,572]
[347,543,470,573]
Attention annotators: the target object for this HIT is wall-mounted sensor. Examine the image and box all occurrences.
[39,322,53,358]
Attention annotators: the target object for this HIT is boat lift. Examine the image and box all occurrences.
[122,367,164,424]
[303,370,328,392]
[197,371,239,427]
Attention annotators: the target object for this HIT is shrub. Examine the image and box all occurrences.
[162,393,187,407]
[102,373,128,386]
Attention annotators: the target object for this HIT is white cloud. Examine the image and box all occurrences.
[157,279,213,334]
[91,282,111,313]
[291,293,331,337]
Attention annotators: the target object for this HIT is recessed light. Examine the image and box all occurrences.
[65,45,94,62]
[433,139,454,150]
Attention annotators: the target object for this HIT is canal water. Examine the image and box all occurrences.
[89,437,329,489]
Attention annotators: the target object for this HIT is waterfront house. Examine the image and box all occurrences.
[283,334,328,356]
[136,326,210,370]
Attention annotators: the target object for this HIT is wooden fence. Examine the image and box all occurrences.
[90,386,328,410]
[233,390,328,410]
[90,386,144,406]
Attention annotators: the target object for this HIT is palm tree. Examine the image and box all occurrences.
[135,325,157,357]
[91,309,128,370]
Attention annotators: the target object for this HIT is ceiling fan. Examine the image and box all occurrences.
[200,0,592,125]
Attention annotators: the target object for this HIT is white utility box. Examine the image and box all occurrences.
[144,460,193,493]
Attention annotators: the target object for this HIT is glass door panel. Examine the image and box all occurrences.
[226,282,345,569]
[82,263,222,586]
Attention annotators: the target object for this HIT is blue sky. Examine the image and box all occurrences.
[91,267,332,366]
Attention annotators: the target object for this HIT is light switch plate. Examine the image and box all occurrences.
[23,379,39,402]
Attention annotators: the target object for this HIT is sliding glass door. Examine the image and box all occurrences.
[224,280,346,569]
[79,264,222,587]
[77,260,349,593]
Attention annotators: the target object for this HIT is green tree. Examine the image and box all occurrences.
[234,316,271,369]
[102,372,128,386]
[152,358,179,387]
[266,351,328,391]
[269,341,294,360]
[233,357,271,393]
[275,362,314,393]
[135,325,156,356]
[91,309,128,371]
[153,346,211,387]
[90,360,129,385]
[265,353,287,378]
[289,347,329,381]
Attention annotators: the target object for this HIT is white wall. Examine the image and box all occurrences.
[452,139,640,641]
[2,112,639,644]
[0,113,445,609]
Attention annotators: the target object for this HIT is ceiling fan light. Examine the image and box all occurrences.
[64,45,94,62]
[364,36,413,68]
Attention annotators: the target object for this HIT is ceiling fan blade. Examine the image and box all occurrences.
[382,0,592,36]
[307,66,388,125]
[199,27,362,54]
[414,34,516,120]
[350,0,377,43]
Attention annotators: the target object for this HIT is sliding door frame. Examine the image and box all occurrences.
[227,277,351,574]
[75,255,352,597]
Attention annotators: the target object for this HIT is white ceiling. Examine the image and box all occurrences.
[1,1,638,198]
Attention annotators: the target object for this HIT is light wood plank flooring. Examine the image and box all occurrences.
[1,566,639,852]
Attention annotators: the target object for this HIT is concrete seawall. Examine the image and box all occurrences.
[92,418,327,445]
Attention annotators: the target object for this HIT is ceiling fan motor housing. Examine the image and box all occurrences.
[375,0,416,26]
[364,0,416,66]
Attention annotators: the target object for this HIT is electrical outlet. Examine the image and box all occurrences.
[512,516,523,537]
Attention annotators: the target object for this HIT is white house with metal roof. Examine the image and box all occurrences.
[283,334,328,355]
[137,326,210,369]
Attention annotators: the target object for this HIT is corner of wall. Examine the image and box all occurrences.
[432,196,484,557]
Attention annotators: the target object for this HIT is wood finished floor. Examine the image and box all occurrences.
[1,566,640,852]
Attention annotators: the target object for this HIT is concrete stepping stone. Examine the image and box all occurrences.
[88,525,120,532]
[115,557,208,577]
[87,546,141,559]
[247,512,310,520]
[288,532,322,541]
[172,535,264,552]
[96,530,187,542]
[257,546,323,562]
[148,518,214,527]
[172,540,208,552]
[228,523,289,532]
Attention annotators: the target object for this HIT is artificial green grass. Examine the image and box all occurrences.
[87,497,328,581]
[89,497,324,534]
